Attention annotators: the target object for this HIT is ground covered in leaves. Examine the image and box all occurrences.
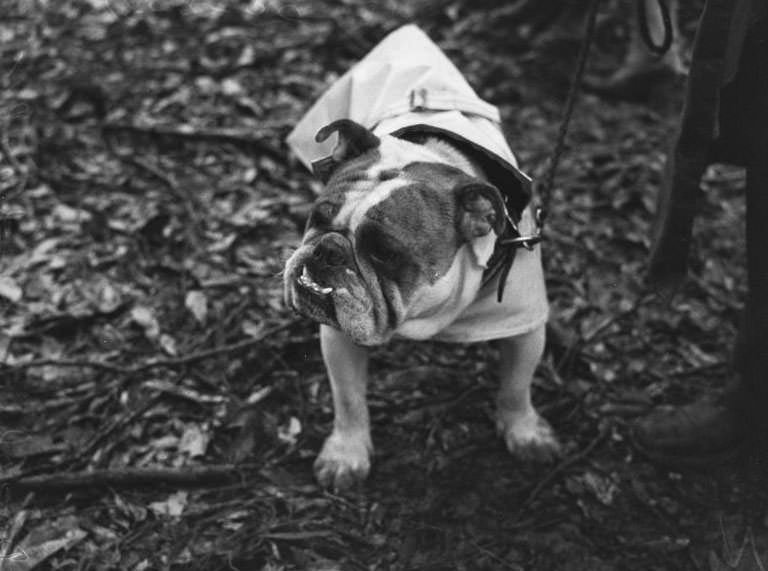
[0,0,767,569]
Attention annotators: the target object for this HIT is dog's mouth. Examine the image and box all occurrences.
[294,265,337,325]
[297,265,334,296]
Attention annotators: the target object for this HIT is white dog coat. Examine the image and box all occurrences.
[287,25,548,342]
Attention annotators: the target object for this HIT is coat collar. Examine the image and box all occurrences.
[286,24,531,216]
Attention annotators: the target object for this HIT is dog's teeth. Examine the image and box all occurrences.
[297,274,314,289]
[297,267,334,296]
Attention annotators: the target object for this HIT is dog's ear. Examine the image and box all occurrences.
[313,120,381,182]
[315,119,380,161]
[455,181,507,239]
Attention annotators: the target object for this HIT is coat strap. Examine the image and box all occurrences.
[377,88,502,124]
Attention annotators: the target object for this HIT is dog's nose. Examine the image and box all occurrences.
[313,234,349,267]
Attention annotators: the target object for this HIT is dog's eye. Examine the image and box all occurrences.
[368,247,401,267]
[309,202,337,228]
[365,237,403,268]
[358,223,406,272]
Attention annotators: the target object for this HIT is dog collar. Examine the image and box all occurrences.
[483,207,544,302]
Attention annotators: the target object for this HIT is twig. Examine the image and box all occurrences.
[671,361,728,378]
[6,464,261,491]
[0,136,22,174]
[688,273,741,311]
[580,292,657,345]
[0,133,28,202]
[2,359,134,374]
[70,395,160,469]
[102,122,285,163]
[261,531,334,541]
[552,292,657,372]
[0,492,32,570]
[521,427,608,509]
[1,320,299,374]
[467,539,525,571]
[128,155,205,248]
[424,384,484,452]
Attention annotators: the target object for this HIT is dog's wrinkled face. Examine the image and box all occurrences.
[284,120,506,345]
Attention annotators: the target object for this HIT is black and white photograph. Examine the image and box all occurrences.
[0,0,766,568]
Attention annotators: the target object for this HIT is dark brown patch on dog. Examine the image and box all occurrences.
[360,179,459,303]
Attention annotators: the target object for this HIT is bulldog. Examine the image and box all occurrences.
[283,25,559,490]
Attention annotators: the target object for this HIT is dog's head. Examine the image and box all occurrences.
[284,120,506,345]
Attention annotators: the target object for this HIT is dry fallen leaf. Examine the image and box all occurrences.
[184,290,208,324]
[0,276,23,302]
[178,423,210,458]
[159,333,177,356]
[11,516,86,570]
[277,416,301,446]
[149,491,189,518]
[131,305,160,340]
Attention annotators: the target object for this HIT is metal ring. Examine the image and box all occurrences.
[500,235,543,250]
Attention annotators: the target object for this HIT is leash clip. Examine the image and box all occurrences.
[500,206,545,251]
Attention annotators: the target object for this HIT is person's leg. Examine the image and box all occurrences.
[632,16,768,465]
[733,170,768,439]
[732,20,768,439]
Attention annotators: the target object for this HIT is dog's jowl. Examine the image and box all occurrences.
[283,25,559,491]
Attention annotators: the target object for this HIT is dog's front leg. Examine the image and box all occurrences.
[315,324,372,490]
[495,324,560,461]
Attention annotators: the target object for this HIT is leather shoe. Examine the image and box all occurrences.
[631,400,746,467]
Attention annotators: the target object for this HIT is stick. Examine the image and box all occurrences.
[129,155,202,217]
[0,493,32,570]
[521,427,608,509]
[6,464,261,491]
[102,122,285,163]
[0,134,28,202]
[2,320,299,374]
[580,292,657,345]
[128,155,205,249]
[70,395,159,468]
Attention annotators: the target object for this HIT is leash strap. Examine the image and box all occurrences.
[637,0,674,56]
[486,0,603,302]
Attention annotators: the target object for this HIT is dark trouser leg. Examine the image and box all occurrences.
[734,148,768,432]
[733,25,768,434]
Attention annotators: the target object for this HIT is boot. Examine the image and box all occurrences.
[631,399,747,467]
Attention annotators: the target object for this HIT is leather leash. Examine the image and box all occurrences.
[490,0,603,302]
[638,0,673,56]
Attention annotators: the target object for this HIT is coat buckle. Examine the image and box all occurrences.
[409,88,429,111]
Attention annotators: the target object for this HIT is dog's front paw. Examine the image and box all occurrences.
[497,412,561,462]
[314,431,372,491]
